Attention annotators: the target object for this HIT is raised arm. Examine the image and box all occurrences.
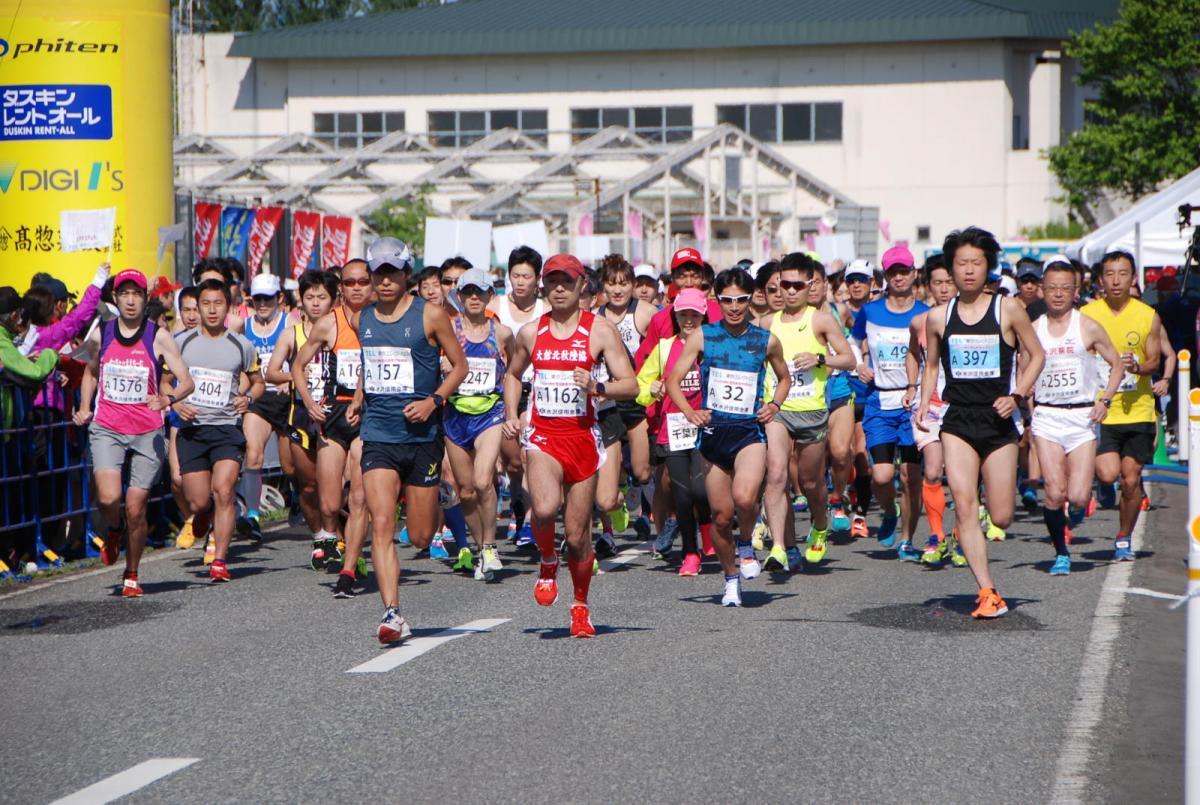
[666,327,707,426]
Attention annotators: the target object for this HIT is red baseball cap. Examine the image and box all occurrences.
[670,247,704,271]
[149,275,182,297]
[113,269,147,291]
[543,253,586,280]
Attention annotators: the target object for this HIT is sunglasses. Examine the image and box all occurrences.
[765,285,780,294]
[440,278,456,286]
[718,294,752,304]
[779,279,808,291]
[341,277,371,288]
[698,283,711,292]
[251,295,276,303]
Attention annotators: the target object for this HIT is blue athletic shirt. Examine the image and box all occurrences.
[359,296,442,444]
[851,297,928,411]
[699,321,771,424]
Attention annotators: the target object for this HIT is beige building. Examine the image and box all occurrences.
[175,0,1114,266]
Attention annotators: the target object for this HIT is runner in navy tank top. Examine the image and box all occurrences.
[917,227,1044,620]
[347,237,468,645]
[502,254,639,638]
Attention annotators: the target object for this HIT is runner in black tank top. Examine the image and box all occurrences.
[916,226,1044,620]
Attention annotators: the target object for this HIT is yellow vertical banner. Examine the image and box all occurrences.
[0,0,172,294]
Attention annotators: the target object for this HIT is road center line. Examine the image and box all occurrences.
[346,618,510,674]
[49,758,199,804]
[1119,585,1184,602]
[1049,482,1148,804]
[598,541,653,573]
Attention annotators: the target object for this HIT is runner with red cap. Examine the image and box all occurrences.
[75,269,194,597]
[503,253,639,638]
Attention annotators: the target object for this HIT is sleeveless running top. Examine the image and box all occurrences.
[700,321,771,424]
[941,294,1014,407]
[245,313,289,394]
[496,295,545,383]
[1081,297,1156,424]
[529,311,597,435]
[359,297,441,444]
[914,314,946,406]
[330,306,361,401]
[95,319,162,435]
[294,322,329,405]
[451,316,504,416]
[602,299,643,356]
[1034,310,1097,406]
[764,308,828,413]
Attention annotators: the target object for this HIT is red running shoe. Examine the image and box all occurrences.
[570,604,596,638]
[533,560,559,606]
[101,525,122,566]
[121,572,143,598]
[209,561,231,583]
[1140,494,1150,512]
[1064,525,1073,546]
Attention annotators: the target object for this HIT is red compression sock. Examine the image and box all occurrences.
[567,554,594,604]
[533,522,558,564]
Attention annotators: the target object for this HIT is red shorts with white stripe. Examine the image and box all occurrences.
[522,424,606,484]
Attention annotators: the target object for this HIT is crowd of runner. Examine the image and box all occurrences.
[0,226,1172,641]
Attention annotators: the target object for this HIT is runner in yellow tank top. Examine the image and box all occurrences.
[1079,250,1163,560]
[759,255,857,572]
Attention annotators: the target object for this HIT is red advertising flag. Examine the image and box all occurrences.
[246,207,284,277]
[194,202,222,259]
[321,216,353,269]
[290,210,321,277]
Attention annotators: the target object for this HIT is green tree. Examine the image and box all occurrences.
[363,184,435,258]
[1049,0,1200,223]
[180,0,432,33]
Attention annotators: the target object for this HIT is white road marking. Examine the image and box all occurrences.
[0,522,290,603]
[346,618,510,674]
[49,758,199,804]
[1050,482,1148,804]
[598,541,653,573]
[1119,586,1184,602]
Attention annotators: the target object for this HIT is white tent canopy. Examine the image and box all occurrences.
[1067,164,1200,268]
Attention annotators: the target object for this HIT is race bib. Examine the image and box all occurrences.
[1037,356,1083,402]
[459,356,498,397]
[787,365,816,400]
[873,331,909,372]
[665,412,698,451]
[947,333,1000,379]
[305,362,325,403]
[101,362,148,405]
[362,346,414,395]
[708,367,757,416]
[534,369,586,417]
[335,349,361,390]
[190,366,234,409]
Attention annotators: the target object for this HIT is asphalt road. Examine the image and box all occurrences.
[0,480,1186,804]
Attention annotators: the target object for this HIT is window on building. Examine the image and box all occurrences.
[312,111,405,149]
[716,102,843,143]
[571,106,693,143]
[427,109,549,147]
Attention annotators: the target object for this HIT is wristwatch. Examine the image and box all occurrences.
[432,393,445,408]
[594,381,606,396]
[1100,397,1113,408]
[817,354,826,367]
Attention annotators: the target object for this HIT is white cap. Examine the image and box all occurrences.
[283,278,299,291]
[844,259,875,281]
[250,273,281,297]
[998,275,1018,296]
[748,261,765,280]
[633,264,658,281]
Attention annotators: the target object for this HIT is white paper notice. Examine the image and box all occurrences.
[493,221,549,264]
[424,217,494,270]
[60,207,116,253]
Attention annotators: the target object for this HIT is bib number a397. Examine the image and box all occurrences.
[947,334,1000,379]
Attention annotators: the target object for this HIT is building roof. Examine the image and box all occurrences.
[229,0,1118,60]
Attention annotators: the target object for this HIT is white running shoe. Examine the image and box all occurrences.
[481,546,503,581]
[739,556,761,581]
[722,577,742,607]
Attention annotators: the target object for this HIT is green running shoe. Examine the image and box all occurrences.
[750,519,769,551]
[921,534,946,567]
[355,556,369,580]
[763,543,788,571]
[948,532,969,567]
[610,501,630,533]
[804,527,829,564]
[452,547,474,572]
[979,506,1005,541]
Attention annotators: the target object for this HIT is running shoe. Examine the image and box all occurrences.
[804,528,829,564]
[678,554,701,576]
[396,526,411,547]
[1020,486,1039,513]
[652,518,677,559]
[355,556,369,580]
[786,546,804,572]
[850,514,869,539]
[763,544,788,571]
[980,507,1005,541]
[896,540,920,562]
[203,534,216,566]
[175,518,196,550]
[515,524,535,549]
[1068,504,1086,527]
[1097,482,1116,509]
[921,534,946,567]
[505,521,518,543]
[793,495,808,513]
[377,608,412,645]
[830,500,851,533]
[633,515,653,541]
[101,523,122,566]
[610,501,630,533]
[750,519,768,552]
[429,534,450,560]
[452,547,474,572]
[570,604,597,638]
[534,560,559,606]
[971,588,1008,619]
[333,573,356,598]
[245,516,263,543]
[1140,493,1150,512]
[737,543,761,580]
[1049,555,1071,576]
[948,537,968,568]
[1085,495,1097,517]
[1064,525,1074,546]
[594,530,618,559]
[479,546,502,581]
[877,504,899,548]
[1113,537,1135,562]
[121,572,143,598]
[722,575,742,607]
[208,561,231,583]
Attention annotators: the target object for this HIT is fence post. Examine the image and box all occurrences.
[1187,388,1200,805]
[1180,350,1191,462]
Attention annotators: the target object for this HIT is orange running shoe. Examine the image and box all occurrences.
[534,560,559,607]
[101,524,122,566]
[1085,496,1096,517]
[121,572,143,598]
[850,514,869,539]
[1139,494,1150,512]
[971,587,1008,619]
[570,604,596,638]
[1064,525,1073,546]
[208,561,231,583]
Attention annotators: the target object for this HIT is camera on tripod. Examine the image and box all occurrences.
[1180,204,1200,263]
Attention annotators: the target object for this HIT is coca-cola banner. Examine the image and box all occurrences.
[290,210,320,278]
[194,202,222,259]
[321,215,352,269]
[247,207,284,277]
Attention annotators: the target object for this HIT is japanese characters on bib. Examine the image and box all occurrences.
[189,366,235,409]
[362,346,415,395]
[101,361,149,405]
